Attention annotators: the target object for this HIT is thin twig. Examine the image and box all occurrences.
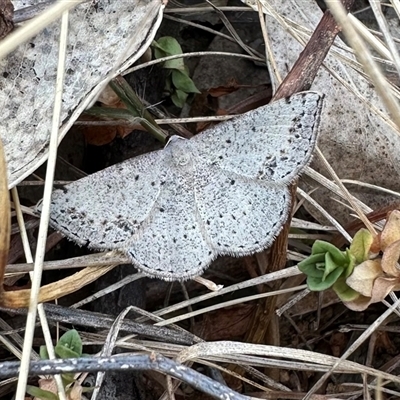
[123,51,264,75]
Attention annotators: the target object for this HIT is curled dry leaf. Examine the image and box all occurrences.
[371,276,400,303]
[68,384,83,400]
[345,260,382,297]
[381,238,400,276]
[79,101,135,146]
[345,210,400,310]
[32,377,83,400]
[344,294,375,312]
[2,264,115,308]
[345,275,400,312]
[96,84,122,107]
[379,210,400,251]
[37,378,58,399]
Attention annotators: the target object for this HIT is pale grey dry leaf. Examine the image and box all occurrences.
[38,92,323,281]
[252,0,400,223]
[1,0,164,188]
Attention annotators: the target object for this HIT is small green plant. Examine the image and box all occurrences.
[299,211,400,310]
[26,329,92,399]
[152,36,200,108]
[298,238,358,302]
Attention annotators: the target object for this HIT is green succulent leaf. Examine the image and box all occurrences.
[153,36,199,106]
[323,251,342,280]
[311,240,347,264]
[307,266,344,291]
[40,345,49,360]
[55,346,80,359]
[164,55,185,70]
[171,70,200,94]
[55,329,83,358]
[164,75,172,94]
[343,250,356,278]
[171,89,188,108]
[298,254,326,276]
[153,36,183,55]
[152,37,185,70]
[349,228,374,264]
[300,240,356,291]
[62,373,76,386]
[82,386,96,393]
[26,386,58,400]
[333,278,360,302]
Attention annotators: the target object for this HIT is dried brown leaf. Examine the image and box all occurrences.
[370,276,400,304]
[380,210,400,251]
[381,239,400,276]
[346,260,382,297]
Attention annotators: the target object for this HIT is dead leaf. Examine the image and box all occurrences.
[345,221,400,311]
[346,260,382,297]
[68,383,83,400]
[381,239,400,276]
[370,276,400,304]
[1,265,115,308]
[35,378,84,400]
[329,332,347,357]
[208,78,243,97]
[0,0,164,188]
[344,294,373,311]
[380,210,400,251]
[97,84,121,106]
[36,378,57,399]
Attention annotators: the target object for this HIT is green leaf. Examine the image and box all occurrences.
[26,386,58,400]
[164,75,172,94]
[307,266,344,291]
[171,70,200,94]
[300,242,352,291]
[40,345,49,360]
[166,58,185,70]
[171,89,188,108]
[153,37,185,70]
[62,373,76,386]
[155,50,185,70]
[311,241,347,264]
[55,329,82,358]
[55,345,80,359]
[298,254,326,277]
[343,250,356,278]
[153,46,166,58]
[323,252,341,280]
[82,386,95,393]
[153,36,183,55]
[333,278,360,302]
[349,228,374,264]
